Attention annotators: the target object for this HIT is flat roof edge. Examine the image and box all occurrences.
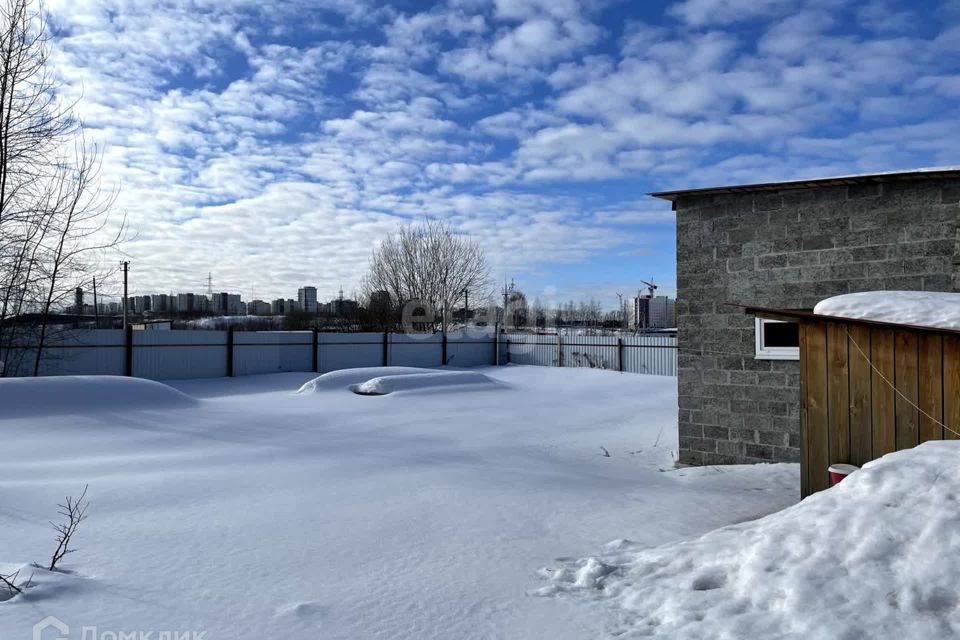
[649,167,960,201]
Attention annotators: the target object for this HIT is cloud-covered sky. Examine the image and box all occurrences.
[46,0,960,306]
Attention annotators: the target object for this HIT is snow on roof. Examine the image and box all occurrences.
[649,166,960,201]
[813,291,960,331]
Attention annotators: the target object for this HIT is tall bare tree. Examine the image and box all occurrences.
[0,0,122,376]
[362,220,491,332]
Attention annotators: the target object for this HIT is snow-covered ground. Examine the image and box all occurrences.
[538,441,960,639]
[0,366,798,639]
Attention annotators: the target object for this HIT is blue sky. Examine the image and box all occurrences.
[46,0,960,308]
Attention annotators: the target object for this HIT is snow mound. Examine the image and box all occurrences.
[814,290,960,330]
[0,375,198,418]
[352,371,500,396]
[297,367,438,393]
[537,441,960,639]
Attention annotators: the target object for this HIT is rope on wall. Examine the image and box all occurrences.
[844,326,960,439]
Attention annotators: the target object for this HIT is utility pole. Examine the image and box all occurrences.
[93,277,100,330]
[616,292,624,330]
[121,261,129,331]
[501,279,514,326]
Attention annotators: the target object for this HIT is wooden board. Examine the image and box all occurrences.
[799,323,810,498]
[805,322,830,494]
[870,328,896,458]
[826,322,850,465]
[944,335,960,441]
[894,331,919,450]
[918,334,944,442]
[846,323,873,466]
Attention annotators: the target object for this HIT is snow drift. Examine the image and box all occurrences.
[0,375,198,418]
[538,441,960,639]
[297,367,439,393]
[351,371,499,395]
[814,291,960,330]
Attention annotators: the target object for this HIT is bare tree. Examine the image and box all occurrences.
[0,0,123,376]
[48,484,89,572]
[362,220,491,332]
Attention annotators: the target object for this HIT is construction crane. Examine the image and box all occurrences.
[640,279,658,298]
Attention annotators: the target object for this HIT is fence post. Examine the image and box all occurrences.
[557,333,563,367]
[227,326,235,377]
[312,328,319,373]
[442,332,448,366]
[506,338,511,364]
[493,323,499,365]
[383,331,389,366]
[124,325,133,377]
[618,337,624,372]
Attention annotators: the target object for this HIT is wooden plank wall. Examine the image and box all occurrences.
[800,320,959,497]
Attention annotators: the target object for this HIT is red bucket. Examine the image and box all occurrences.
[828,463,859,486]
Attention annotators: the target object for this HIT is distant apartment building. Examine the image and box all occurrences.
[648,296,676,328]
[212,292,229,315]
[226,294,243,315]
[150,294,170,313]
[271,298,300,314]
[247,300,271,315]
[627,296,649,330]
[326,297,359,316]
[210,292,244,315]
[298,286,318,313]
[127,295,151,314]
[628,295,676,329]
[175,293,197,313]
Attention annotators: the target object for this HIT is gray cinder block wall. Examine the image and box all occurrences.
[667,176,960,465]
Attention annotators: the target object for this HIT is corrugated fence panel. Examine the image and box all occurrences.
[133,330,228,380]
[234,331,313,376]
[318,333,384,373]
[25,330,125,377]
[14,329,677,379]
[504,333,677,376]
[390,333,443,368]
[622,335,678,376]
[445,330,496,367]
[562,335,619,370]
[506,334,557,367]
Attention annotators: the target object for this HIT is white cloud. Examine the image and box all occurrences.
[668,0,795,27]
[35,0,960,302]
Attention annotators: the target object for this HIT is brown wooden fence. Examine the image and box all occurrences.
[749,307,960,497]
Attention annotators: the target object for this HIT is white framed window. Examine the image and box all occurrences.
[755,317,800,360]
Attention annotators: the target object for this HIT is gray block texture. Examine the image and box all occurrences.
[675,178,960,465]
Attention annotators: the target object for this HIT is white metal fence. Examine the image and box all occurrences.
[505,333,677,376]
[0,329,677,379]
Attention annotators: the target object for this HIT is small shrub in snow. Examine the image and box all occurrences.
[48,485,90,572]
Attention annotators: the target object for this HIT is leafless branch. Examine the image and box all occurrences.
[48,483,89,572]
[0,568,22,596]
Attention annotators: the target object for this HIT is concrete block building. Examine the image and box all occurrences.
[651,168,960,466]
